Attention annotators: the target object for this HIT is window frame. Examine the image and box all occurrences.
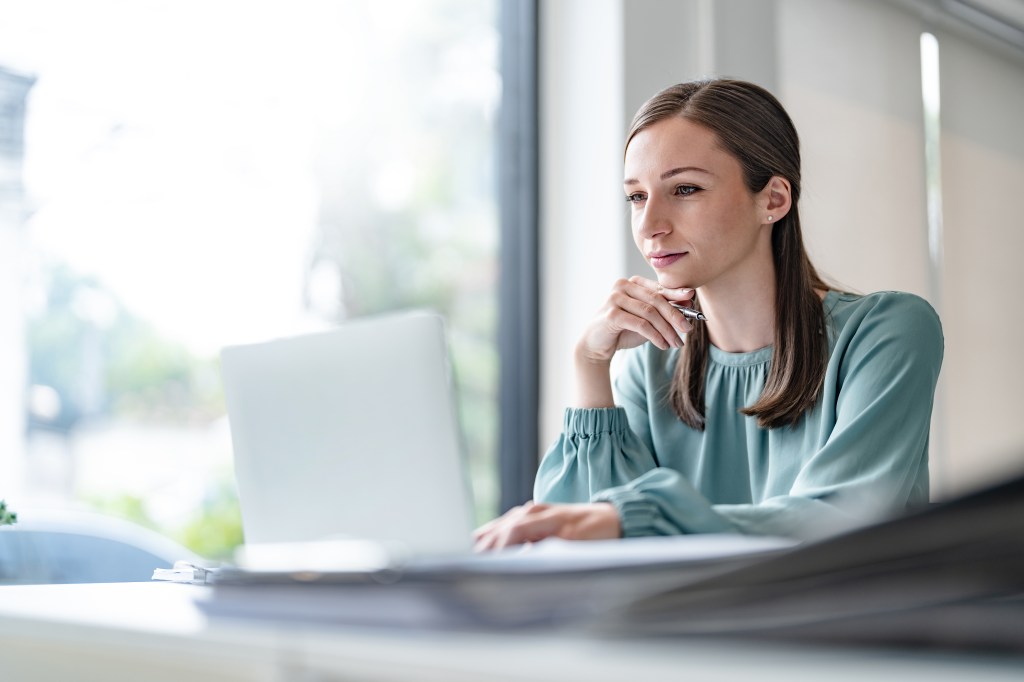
[497,0,540,512]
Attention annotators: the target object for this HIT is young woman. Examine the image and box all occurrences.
[474,78,944,550]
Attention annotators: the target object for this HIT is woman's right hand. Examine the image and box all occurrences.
[577,276,696,363]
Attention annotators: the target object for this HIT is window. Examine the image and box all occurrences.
[0,0,509,559]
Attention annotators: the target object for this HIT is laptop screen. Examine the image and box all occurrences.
[220,310,475,557]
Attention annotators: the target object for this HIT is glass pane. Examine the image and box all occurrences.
[0,0,500,561]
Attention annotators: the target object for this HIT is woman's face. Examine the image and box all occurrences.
[623,116,773,292]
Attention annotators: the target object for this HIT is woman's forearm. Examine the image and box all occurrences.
[573,343,615,408]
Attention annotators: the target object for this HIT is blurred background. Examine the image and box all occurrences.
[0,0,501,566]
[1,0,1023,576]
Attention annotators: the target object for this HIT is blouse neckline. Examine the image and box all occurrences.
[706,290,840,367]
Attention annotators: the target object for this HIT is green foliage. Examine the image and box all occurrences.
[0,500,16,526]
[27,262,224,427]
[176,484,244,562]
[87,494,159,531]
[88,485,244,562]
[104,319,224,422]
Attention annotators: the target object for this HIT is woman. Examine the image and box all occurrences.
[474,78,943,550]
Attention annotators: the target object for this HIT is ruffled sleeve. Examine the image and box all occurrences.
[533,407,655,505]
[533,405,741,536]
[532,350,740,537]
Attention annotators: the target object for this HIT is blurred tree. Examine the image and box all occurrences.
[308,0,501,520]
[27,262,223,430]
[28,262,239,559]
[177,481,244,561]
[90,488,243,561]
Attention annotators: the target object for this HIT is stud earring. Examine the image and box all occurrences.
[767,215,774,222]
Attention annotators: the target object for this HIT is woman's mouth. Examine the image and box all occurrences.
[648,252,686,268]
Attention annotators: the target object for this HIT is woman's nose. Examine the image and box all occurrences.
[636,196,673,239]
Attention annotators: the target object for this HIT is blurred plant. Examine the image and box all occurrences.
[175,483,244,561]
[87,493,159,531]
[309,1,502,522]
[27,261,223,430]
[88,484,243,562]
[0,500,16,526]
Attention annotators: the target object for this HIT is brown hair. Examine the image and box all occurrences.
[626,79,829,430]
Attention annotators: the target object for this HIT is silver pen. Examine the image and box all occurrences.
[670,301,708,321]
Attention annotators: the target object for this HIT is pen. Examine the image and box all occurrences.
[670,301,708,321]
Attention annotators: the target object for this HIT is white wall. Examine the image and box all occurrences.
[935,23,1024,493]
[538,0,627,447]
[539,0,770,446]
[538,0,1024,497]
[778,0,932,299]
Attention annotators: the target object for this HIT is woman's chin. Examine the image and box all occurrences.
[657,274,695,290]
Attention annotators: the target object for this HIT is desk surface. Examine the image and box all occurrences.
[0,582,1021,682]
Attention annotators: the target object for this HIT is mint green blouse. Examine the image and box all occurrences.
[534,291,944,540]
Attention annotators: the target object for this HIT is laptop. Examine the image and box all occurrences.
[219,310,476,570]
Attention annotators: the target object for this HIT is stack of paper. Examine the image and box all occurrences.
[197,471,1024,651]
[202,535,796,629]
[599,471,1024,651]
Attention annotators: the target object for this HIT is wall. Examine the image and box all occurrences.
[539,0,787,446]
[538,0,627,448]
[934,21,1024,493]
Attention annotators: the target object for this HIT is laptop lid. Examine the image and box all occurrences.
[220,310,475,558]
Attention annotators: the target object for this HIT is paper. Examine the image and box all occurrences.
[201,534,798,629]
[413,534,799,573]
[152,561,217,585]
[598,471,1024,650]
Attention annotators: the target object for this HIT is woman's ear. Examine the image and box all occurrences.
[761,176,792,225]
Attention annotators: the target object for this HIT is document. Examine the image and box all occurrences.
[201,534,797,629]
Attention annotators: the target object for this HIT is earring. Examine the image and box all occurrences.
[767,216,774,222]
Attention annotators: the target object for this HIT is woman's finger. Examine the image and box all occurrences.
[472,501,534,540]
[475,503,622,551]
[606,295,680,350]
[626,276,696,335]
[473,503,554,551]
[490,509,563,549]
[613,278,695,346]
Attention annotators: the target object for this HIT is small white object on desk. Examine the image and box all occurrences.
[151,560,218,585]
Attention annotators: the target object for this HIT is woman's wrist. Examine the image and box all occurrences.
[573,343,615,408]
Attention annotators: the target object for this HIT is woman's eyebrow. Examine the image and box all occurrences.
[623,166,714,186]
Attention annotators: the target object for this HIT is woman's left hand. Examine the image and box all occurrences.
[473,501,622,551]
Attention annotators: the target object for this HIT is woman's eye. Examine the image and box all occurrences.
[675,185,700,196]
[625,192,646,204]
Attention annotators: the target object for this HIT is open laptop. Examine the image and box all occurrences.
[219,310,476,570]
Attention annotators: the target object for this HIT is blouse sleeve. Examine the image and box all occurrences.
[533,349,741,536]
[532,406,653,504]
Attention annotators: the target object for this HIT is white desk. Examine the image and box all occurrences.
[0,582,1021,682]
